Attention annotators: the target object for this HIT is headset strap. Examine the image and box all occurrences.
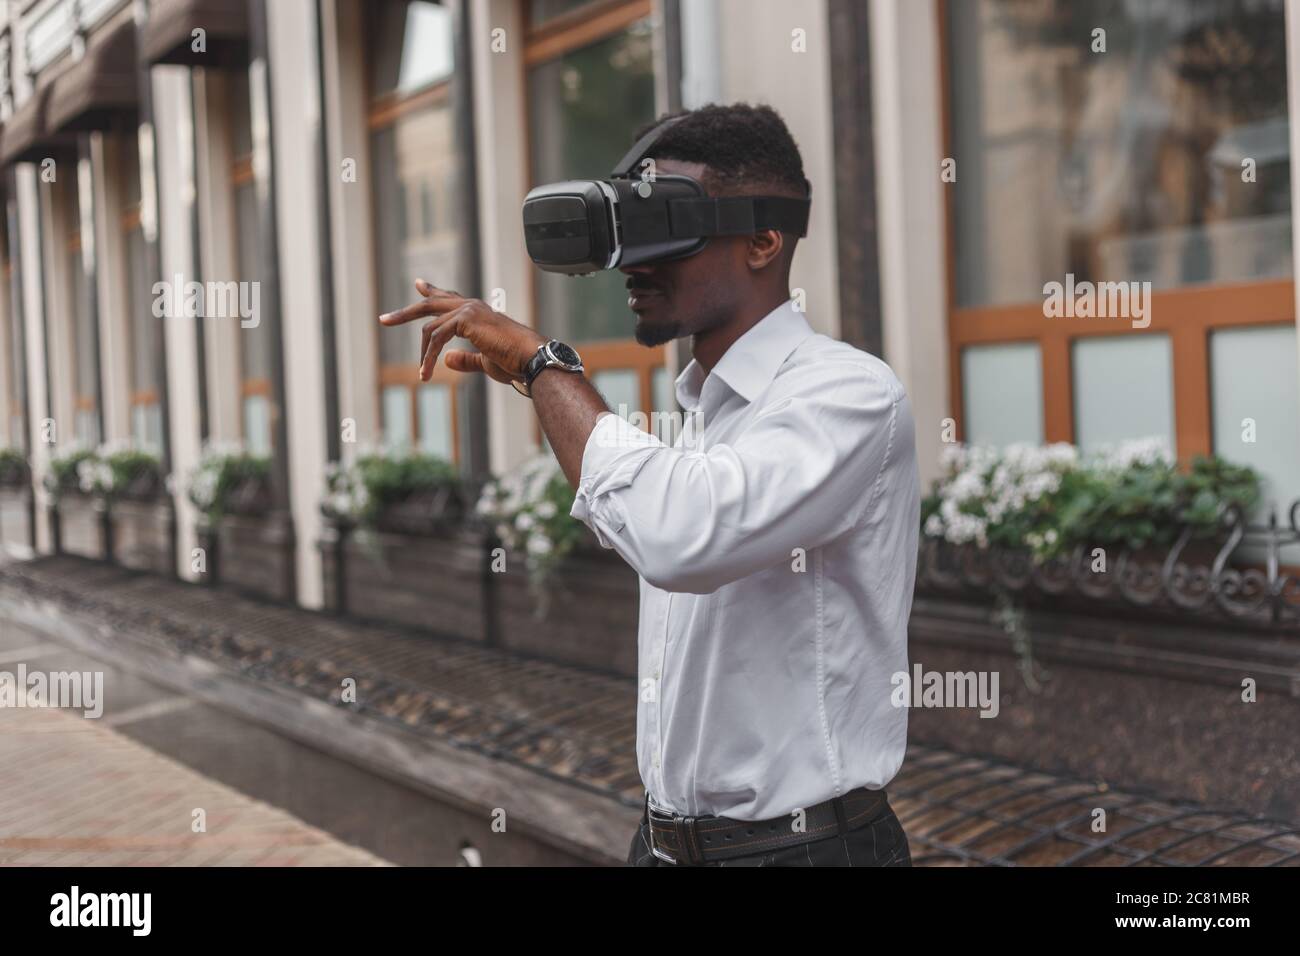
[668,196,811,238]
[610,115,688,179]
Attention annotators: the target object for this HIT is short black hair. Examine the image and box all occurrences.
[633,103,809,198]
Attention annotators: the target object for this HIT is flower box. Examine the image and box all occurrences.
[199,511,295,603]
[54,494,109,561]
[0,485,33,556]
[318,519,489,644]
[109,498,174,575]
[492,541,640,677]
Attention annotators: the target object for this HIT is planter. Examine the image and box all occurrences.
[318,519,489,643]
[110,497,174,575]
[54,493,109,560]
[493,543,640,677]
[0,485,33,555]
[199,511,295,603]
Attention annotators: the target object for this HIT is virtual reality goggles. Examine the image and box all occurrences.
[522,116,812,275]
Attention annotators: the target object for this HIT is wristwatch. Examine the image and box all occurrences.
[513,339,584,397]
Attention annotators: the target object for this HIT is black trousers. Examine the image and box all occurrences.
[627,794,913,867]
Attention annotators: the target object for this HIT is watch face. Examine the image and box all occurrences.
[549,341,581,367]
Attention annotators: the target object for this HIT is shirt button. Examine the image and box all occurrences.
[652,755,661,768]
[652,669,660,679]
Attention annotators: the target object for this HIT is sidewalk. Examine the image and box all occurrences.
[2,555,1297,867]
[0,703,387,866]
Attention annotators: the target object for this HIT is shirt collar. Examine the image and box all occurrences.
[675,299,814,409]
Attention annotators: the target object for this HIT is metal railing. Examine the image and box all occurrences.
[918,501,1300,629]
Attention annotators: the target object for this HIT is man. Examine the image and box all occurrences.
[380,104,919,867]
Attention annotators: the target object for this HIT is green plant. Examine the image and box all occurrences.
[44,447,98,499]
[476,453,586,594]
[322,449,461,528]
[187,444,272,520]
[96,448,163,500]
[0,448,28,487]
[923,438,1261,561]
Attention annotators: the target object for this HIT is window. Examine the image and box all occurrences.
[228,69,271,454]
[2,212,24,450]
[525,0,666,421]
[61,175,98,446]
[943,0,1295,474]
[369,0,463,458]
[120,134,162,449]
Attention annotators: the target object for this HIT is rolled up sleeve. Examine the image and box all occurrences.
[570,363,903,594]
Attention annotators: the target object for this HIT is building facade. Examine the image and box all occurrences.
[0,0,1296,610]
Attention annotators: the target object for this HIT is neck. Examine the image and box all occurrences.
[691,289,790,373]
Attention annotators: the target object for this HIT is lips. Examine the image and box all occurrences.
[627,287,662,310]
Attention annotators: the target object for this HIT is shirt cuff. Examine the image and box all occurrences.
[569,412,663,544]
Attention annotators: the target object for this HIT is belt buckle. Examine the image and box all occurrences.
[646,795,679,864]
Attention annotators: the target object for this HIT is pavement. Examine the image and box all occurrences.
[0,655,387,866]
[2,554,1298,867]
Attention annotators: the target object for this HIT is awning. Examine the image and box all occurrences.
[141,0,249,68]
[1,84,77,167]
[47,19,139,133]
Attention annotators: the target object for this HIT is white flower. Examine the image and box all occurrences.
[535,500,557,519]
[526,532,553,557]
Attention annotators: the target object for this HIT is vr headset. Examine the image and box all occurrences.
[522,116,812,275]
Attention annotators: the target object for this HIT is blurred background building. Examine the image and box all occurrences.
[0,0,1297,865]
[0,0,1295,590]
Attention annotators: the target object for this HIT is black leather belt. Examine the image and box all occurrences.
[642,786,889,865]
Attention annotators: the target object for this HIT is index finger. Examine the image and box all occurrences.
[378,294,467,327]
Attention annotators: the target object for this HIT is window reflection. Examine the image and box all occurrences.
[948,0,1292,307]
[527,20,656,343]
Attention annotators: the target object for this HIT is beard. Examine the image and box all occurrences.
[634,313,682,347]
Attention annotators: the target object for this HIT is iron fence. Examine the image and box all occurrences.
[918,502,1300,629]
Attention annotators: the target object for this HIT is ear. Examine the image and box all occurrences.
[746,228,785,272]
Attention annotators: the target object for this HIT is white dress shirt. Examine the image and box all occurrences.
[570,299,920,821]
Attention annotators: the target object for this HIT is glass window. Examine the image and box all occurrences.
[229,69,253,159]
[382,386,412,450]
[70,248,96,410]
[368,1,454,99]
[947,0,1291,308]
[417,383,453,459]
[961,342,1044,447]
[370,107,463,365]
[1211,325,1300,515]
[1072,335,1175,454]
[368,2,464,460]
[527,19,656,342]
[235,181,270,383]
[592,368,639,418]
[242,395,270,456]
[132,403,162,450]
[529,0,602,30]
[126,227,158,396]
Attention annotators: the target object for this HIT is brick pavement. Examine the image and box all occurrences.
[0,702,389,866]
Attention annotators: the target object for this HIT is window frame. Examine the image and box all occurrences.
[365,7,463,460]
[935,0,1296,461]
[522,0,664,421]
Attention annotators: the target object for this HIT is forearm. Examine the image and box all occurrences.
[531,369,610,488]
